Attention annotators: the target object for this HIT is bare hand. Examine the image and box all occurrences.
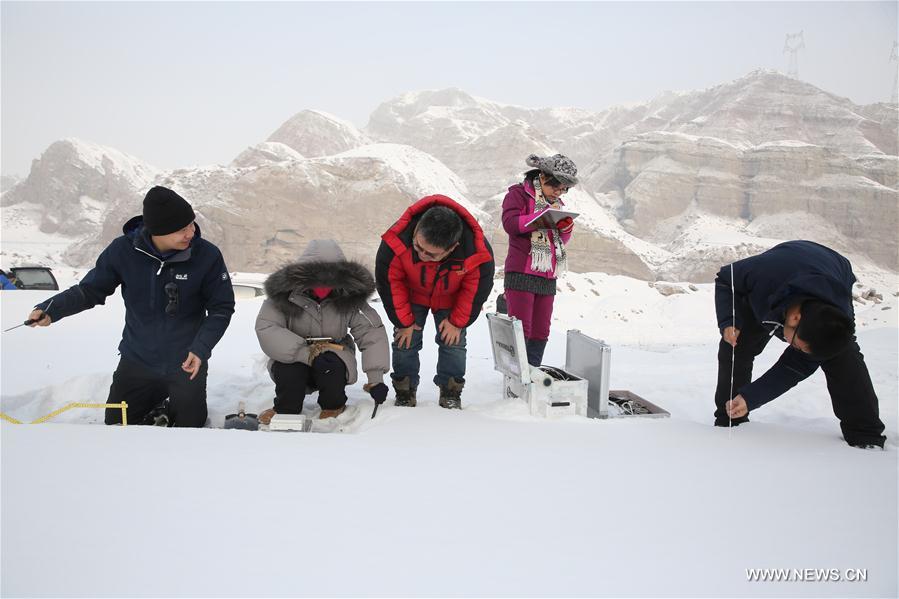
[27,308,52,327]
[438,319,462,346]
[309,341,344,361]
[182,352,202,380]
[722,326,740,348]
[726,395,748,419]
[394,324,422,349]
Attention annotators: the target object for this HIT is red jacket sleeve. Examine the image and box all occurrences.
[449,239,495,328]
[375,240,415,328]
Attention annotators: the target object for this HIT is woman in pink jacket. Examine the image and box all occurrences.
[501,154,578,366]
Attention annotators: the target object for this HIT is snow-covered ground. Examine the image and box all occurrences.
[1,272,897,596]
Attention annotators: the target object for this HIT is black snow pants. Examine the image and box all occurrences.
[271,352,348,414]
[105,357,208,427]
[714,302,886,447]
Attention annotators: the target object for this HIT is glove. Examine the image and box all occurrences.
[364,382,389,405]
[556,217,574,232]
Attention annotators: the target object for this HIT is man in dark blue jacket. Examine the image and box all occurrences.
[714,240,886,448]
[27,186,235,427]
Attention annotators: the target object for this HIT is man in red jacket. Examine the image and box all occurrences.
[375,195,495,409]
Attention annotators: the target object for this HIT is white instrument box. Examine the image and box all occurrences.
[487,313,588,418]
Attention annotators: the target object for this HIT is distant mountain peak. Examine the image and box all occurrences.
[45,138,159,183]
[266,109,369,157]
[231,141,304,168]
[395,87,481,107]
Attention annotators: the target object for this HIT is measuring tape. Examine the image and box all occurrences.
[0,402,128,425]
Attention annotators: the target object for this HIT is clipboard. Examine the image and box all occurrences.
[525,208,579,229]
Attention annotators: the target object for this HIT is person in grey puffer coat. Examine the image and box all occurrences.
[255,239,390,421]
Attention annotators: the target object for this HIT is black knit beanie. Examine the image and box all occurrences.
[142,186,196,236]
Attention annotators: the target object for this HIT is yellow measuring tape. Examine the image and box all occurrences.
[0,402,128,425]
[0,412,22,424]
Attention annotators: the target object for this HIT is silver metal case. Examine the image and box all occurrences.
[487,313,588,418]
[565,329,612,418]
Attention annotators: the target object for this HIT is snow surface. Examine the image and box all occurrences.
[1,271,896,596]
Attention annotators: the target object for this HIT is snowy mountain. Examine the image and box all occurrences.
[591,70,895,157]
[0,174,20,194]
[586,71,899,273]
[367,87,559,199]
[0,139,159,267]
[0,138,158,234]
[230,141,305,168]
[139,142,481,273]
[1,138,482,274]
[265,109,371,157]
[2,71,896,281]
[366,71,898,276]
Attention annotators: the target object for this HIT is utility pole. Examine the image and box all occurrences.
[890,41,898,104]
[783,31,805,79]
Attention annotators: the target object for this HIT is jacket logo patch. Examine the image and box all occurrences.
[175,274,189,280]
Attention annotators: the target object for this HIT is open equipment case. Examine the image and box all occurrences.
[486,313,669,420]
[486,313,587,417]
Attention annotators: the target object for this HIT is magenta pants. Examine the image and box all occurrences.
[504,289,555,341]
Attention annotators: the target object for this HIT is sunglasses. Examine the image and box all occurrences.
[164,282,179,316]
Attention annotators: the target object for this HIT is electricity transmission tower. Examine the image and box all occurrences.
[891,41,898,104]
[783,31,805,79]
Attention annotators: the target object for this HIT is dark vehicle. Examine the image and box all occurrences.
[9,267,59,291]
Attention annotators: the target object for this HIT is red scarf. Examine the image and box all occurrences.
[312,287,332,300]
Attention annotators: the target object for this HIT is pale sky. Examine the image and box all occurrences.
[2,1,896,177]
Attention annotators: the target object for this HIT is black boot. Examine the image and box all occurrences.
[392,376,417,407]
[525,339,548,367]
[140,399,171,426]
[496,293,508,314]
[438,377,464,409]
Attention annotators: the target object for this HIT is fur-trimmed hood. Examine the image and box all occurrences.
[265,239,375,315]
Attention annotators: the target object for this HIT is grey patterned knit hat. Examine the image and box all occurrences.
[526,153,578,186]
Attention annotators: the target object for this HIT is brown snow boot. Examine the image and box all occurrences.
[393,376,417,407]
[438,377,464,409]
[319,406,346,420]
[258,408,276,425]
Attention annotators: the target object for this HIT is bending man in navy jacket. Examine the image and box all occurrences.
[27,187,235,427]
[714,240,886,448]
